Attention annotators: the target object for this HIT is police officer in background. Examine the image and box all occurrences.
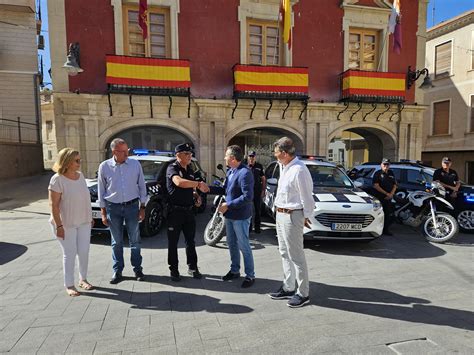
[433,157,460,201]
[372,158,398,236]
[247,151,266,233]
[166,143,209,281]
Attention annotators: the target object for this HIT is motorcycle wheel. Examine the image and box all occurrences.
[422,213,459,243]
[203,214,225,246]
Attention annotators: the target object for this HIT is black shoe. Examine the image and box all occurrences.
[135,270,145,281]
[222,271,240,281]
[287,294,310,308]
[268,286,295,300]
[241,277,255,288]
[188,268,202,279]
[170,270,181,282]
[109,272,123,284]
[383,230,393,236]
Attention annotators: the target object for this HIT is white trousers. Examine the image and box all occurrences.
[275,210,309,298]
[54,223,91,287]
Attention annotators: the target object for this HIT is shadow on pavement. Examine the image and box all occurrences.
[306,232,447,259]
[83,287,253,314]
[0,172,53,210]
[313,281,474,331]
[0,242,28,265]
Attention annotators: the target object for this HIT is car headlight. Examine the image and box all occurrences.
[373,199,382,211]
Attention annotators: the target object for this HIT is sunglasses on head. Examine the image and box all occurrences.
[382,163,390,166]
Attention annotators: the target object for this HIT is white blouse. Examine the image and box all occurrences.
[48,172,92,228]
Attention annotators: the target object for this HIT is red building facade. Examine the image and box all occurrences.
[46,0,428,176]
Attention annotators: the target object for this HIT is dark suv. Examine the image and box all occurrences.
[349,161,474,232]
[86,150,207,237]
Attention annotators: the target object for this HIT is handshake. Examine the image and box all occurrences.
[196,181,210,193]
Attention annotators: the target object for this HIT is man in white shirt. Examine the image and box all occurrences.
[268,137,314,308]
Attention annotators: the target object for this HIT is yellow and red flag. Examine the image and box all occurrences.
[341,70,406,102]
[234,64,308,95]
[106,55,190,88]
[279,0,292,49]
[139,0,148,40]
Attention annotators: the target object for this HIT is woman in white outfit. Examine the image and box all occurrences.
[48,148,93,296]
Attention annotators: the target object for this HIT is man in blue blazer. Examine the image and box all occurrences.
[210,145,255,288]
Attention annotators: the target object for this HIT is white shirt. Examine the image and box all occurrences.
[274,157,314,218]
[48,172,92,228]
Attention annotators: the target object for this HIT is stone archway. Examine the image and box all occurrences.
[328,124,397,168]
[100,121,197,159]
[227,126,304,167]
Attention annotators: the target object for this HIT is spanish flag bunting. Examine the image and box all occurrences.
[342,70,406,100]
[106,55,190,89]
[234,65,308,94]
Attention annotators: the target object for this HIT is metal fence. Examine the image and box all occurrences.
[0,118,40,144]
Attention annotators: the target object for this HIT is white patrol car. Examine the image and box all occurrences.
[86,150,207,237]
[263,157,384,241]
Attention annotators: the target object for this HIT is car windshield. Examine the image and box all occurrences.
[139,160,165,181]
[307,165,354,188]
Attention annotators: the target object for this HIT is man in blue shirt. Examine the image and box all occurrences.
[210,145,255,288]
[98,138,147,284]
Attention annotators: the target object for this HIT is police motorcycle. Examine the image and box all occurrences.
[203,164,226,246]
[394,181,459,243]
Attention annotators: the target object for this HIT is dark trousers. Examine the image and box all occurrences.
[167,209,197,272]
[251,192,262,232]
[381,198,395,231]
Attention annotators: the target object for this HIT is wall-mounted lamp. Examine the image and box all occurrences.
[406,66,434,90]
[63,43,84,76]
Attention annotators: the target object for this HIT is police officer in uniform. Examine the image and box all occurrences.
[433,157,460,202]
[166,143,209,281]
[247,151,266,233]
[372,158,398,236]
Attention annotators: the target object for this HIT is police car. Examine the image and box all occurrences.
[263,156,384,241]
[86,149,207,237]
[349,161,474,232]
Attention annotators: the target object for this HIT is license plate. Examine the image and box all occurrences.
[92,211,101,219]
[331,223,363,231]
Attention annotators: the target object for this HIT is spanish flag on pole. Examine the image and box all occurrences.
[279,0,292,49]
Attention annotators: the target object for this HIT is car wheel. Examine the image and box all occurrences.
[457,209,474,233]
[141,200,165,237]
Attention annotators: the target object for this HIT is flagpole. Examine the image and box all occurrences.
[377,28,389,72]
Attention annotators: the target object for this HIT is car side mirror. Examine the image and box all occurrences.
[267,178,278,186]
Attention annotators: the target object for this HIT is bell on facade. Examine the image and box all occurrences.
[63,43,84,76]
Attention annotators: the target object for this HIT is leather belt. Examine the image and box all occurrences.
[109,198,139,206]
[276,207,303,214]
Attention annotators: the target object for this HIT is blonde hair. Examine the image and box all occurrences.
[53,148,80,175]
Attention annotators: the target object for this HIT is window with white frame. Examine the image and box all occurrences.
[434,41,452,78]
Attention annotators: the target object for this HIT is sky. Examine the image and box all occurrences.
[38,0,473,89]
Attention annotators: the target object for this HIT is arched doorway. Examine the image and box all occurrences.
[104,125,193,157]
[328,126,396,169]
[228,127,304,167]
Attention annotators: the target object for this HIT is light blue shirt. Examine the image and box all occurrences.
[97,157,147,208]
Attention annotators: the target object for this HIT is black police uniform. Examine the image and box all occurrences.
[372,169,397,231]
[166,160,198,273]
[433,168,459,200]
[248,162,264,232]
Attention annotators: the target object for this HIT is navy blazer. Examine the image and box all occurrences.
[210,163,254,220]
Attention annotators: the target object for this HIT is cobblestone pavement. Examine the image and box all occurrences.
[0,172,473,354]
